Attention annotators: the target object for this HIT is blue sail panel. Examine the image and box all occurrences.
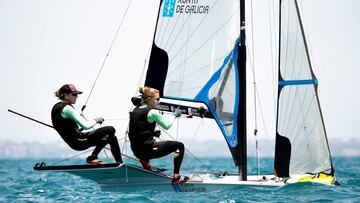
[194,38,239,148]
[278,79,318,86]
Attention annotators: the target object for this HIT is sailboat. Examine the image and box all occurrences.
[34,0,338,191]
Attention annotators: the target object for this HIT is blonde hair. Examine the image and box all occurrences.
[139,86,159,98]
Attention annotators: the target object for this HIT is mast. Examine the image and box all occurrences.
[237,0,247,181]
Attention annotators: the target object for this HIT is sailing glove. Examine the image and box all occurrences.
[174,108,182,118]
[95,117,104,124]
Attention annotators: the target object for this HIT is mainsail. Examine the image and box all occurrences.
[274,0,334,177]
[144,0,245,171]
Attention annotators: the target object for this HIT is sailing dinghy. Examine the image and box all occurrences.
[34,0,338,191]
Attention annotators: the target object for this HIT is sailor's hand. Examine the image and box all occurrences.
[174,108,182,118]
[95,117,104,124]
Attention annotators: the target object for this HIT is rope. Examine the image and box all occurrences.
[82,0,133,112]
[188,118,204,150]
[49,148,94,166]
[160,127,212,172]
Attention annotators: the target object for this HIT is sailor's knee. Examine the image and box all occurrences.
[178,142,184,151]
[102,126,115,136]
[107,126,116,135]
[101,126,116,141]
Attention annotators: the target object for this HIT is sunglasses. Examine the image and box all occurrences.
[150,97,160,102]
[71,93,79,96]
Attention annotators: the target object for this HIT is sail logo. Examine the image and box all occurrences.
[163,0,176,17]
[163,0,209,17]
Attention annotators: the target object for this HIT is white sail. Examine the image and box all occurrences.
[155,0,240,99]
[145,0,243,152]
[275,0,332,177]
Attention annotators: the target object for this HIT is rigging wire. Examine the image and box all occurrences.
[248,0,261,178]
[187,118,204,150]
[268,0,278,119]
[103,147,109,162]
[122,40,155,154]
[81,0,133,113]
[50,148,94,166]
[113,145,227,176]
[161,127,212,172]
[245,40,269,145]
[121,17,171,152]
[246,0,280,179]
[49,136,129,166]
[50,144,223,177]
[149,114,209,174]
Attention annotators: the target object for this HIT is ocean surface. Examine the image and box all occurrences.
[1,157,359,202]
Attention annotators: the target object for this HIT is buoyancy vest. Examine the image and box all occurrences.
[51,102,83,149]
[128,106,156,154]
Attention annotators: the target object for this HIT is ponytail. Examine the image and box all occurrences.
[54,89,65,99]
[138,86,159,99]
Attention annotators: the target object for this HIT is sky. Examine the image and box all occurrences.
[0,0,359,147]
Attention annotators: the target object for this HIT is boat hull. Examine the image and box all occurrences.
[34,163,286,192]
[34,163,336,192]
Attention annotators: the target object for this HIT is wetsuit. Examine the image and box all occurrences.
[128,105,184,174]
[51,102,122,163]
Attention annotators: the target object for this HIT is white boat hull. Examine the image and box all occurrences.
[34,163,286,192]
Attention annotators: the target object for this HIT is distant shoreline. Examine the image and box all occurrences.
[1,138,359,158]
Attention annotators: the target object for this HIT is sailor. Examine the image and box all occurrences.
[51,84,123,164]
[128,86,190,184]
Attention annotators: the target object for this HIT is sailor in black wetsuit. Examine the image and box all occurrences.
[51,84,122,164]
[129,86,190,184]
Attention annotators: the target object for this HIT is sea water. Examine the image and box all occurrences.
[0,157,359,202]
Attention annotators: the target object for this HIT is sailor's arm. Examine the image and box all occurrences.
[61,105,97,130]
[147,109,176,130]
